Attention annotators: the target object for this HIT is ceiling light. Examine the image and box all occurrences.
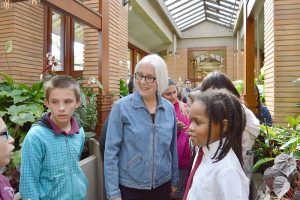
[28,0,40,6]
[1,0,12,9]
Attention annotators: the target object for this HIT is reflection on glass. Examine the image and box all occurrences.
[127,49,132,83]
[189,50,225,80]
[74,22,84,71]
[52,11,64,71]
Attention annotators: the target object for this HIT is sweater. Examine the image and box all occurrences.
[19,114,88,200]
[174,99,190,169]
[0,175,14,200]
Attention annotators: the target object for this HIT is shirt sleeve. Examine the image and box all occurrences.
[170,108,179,186]
[104,103,123,199]
[20,130,45,200]
[219,168,249,200]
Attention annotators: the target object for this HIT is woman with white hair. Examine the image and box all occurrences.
[104,54,179,200]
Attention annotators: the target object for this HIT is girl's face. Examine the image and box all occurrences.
[189,100,226,147]
[0,118,15,166]
[162,85,177,105]
[176,83,182,91]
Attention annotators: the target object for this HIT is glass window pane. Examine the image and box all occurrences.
[74,22,84,71]
[127,49,132,83]
[52,11,64,71]
[189,50,225,80]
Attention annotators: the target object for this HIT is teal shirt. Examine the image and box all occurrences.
[20,123,88,200]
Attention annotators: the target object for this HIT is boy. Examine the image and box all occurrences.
[0,116,15,200]
[20,75,88,200]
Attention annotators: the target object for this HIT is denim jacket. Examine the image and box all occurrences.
[104,90,179,199]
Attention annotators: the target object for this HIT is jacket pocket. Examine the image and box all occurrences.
[155,154,171,182]
[40,176,61,200]
[124,155,150,184]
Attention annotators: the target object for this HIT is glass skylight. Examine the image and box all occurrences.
[164,0,239,31]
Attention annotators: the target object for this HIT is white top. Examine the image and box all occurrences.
[241,104,260,180]
[186,139,249,200]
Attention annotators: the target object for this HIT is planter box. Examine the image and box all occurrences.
[14,138,107,200]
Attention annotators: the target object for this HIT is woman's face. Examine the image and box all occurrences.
[136,63,158,100]
[176,83,182,91]
[162,85,177,105]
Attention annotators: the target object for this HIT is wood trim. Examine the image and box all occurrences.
[98,0,109,94]
[187,46,227,82]
[41,0,102,30]
[128,42,148,56]
[43,6,52,70]
[242,0,256,114]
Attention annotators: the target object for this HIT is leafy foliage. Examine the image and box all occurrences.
[249,116,300,175]
[120,79,129,98]
[257,153,299,200]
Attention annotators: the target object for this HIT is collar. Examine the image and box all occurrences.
[46,112,79,136]
[202,138,226,158]
[132,89,165,110]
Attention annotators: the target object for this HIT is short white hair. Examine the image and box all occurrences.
[134,54,168,95]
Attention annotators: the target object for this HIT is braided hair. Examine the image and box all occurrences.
[194,88,245,166]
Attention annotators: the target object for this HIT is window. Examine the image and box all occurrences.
[44,7,85,78]
[188,47,226,82]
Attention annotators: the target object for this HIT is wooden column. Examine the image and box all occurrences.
[242,0,257,114]
[95,0,112,140]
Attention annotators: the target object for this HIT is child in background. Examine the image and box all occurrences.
[183,88,249,200]
[20,75,88,200]
[0,116,15,200]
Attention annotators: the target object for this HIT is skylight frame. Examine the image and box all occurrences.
[164,0,239,31]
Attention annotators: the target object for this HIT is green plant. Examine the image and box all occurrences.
[249,116,300,175]
[120,79,129,98]
[257,153,300,200]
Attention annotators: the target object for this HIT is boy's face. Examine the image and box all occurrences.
[0,117,15,166]
[44,88,81,127]
[188,101,224,147]
[185,81,191,89]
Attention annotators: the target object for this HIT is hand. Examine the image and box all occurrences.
[185,130,192,136]
[177,118,187,131]
[109,198,122,200]
[170,185,177,196]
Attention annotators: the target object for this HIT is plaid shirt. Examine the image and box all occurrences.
[19,117,87,200]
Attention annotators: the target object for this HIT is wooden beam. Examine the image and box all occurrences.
[242,0,256,114]
[95,0,112,141]
[41,0,102,30]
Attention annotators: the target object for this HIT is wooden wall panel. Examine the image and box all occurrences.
[264,0,300,126]
[0,2,43,86]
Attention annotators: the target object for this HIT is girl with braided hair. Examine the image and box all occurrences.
[199,71,260,181]
[183,88,249,200]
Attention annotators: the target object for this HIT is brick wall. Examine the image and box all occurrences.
[264,0,300,125]
[83,0,128,100]
[0,2,43,86]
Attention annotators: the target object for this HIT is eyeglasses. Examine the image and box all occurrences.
[135,73,156,83]
[0,131,9,139]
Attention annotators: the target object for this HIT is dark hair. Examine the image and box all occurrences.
[185,79,192,84]
[128,76,135,94]
[194,88,245,166]
[254,85,262,121]
[200,71,240,98]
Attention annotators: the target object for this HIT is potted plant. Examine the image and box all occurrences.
[257,153,300,200]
